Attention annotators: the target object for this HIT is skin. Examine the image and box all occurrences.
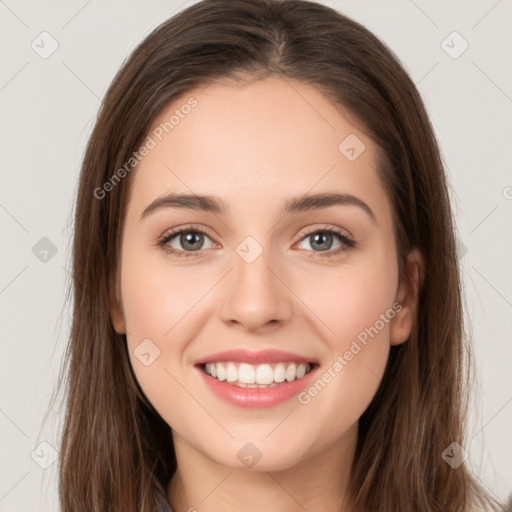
[109,76,423,512]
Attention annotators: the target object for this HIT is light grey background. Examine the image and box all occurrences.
[1,1,511,510]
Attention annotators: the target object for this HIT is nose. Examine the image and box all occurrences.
[218,243,294,333]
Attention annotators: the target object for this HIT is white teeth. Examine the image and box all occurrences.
[226,363,237,383]
[255,364,274,384]
[286,363,297,382]
[296,364,306,379]
[216,362,226,381]
[204,361,312,385]
[238,363,255,384]
[274,363,286,383]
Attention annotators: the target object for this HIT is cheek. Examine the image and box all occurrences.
[118,247,221,404]
[120,247,210,341]
[294,248,398,412]
[118,247,185,383]
[296,245,399,345]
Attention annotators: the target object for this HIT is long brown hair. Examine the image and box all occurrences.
[51,0,503,510]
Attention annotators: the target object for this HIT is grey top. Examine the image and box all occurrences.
[155,482,174,512]
[156,499,173,512]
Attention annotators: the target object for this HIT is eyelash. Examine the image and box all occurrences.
[157,224,357,259]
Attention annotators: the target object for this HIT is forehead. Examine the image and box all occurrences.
[126,76,391,223]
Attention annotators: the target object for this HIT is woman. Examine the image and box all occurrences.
[54,0,504,510]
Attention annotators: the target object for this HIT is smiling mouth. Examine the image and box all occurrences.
[200,361,317,388]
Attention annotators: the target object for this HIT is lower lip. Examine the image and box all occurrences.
[196,365,318,408]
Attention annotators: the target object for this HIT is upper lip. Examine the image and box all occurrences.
[195,349,318,366]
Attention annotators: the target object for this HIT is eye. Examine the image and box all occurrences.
[295,226,356,257]
[157,224,357,259]
[157,226,217,258]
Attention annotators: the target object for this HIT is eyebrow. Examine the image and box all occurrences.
[140,192,376,223]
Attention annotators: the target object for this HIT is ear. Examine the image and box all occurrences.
[109,271,126,334]
[390,248,424,346]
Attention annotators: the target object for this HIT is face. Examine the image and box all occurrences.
[110,76,418,472]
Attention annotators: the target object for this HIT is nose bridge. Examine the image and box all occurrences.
[218,234,293,331]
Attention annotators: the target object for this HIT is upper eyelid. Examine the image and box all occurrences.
[300,224,352,239]
[161,224,352,240]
